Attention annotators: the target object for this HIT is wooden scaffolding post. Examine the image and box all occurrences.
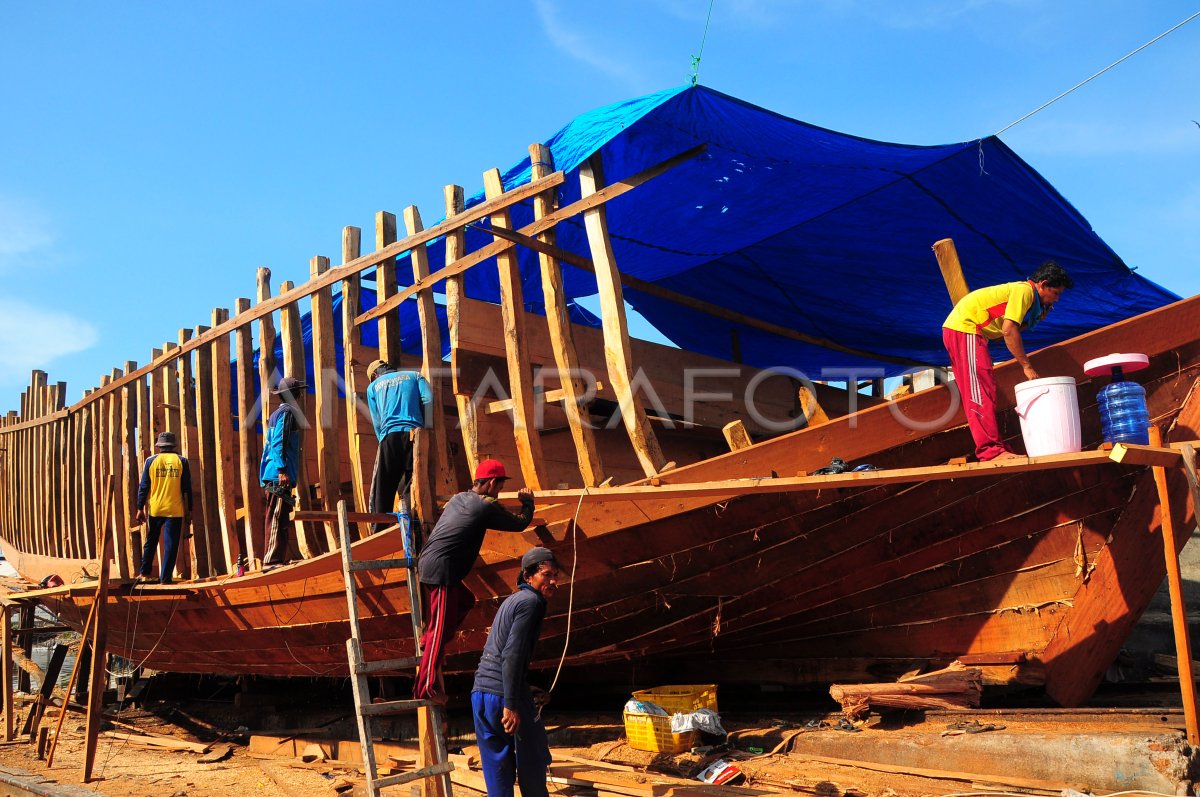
[234,298,265,565]
[279,281,320,558]
[210,308,241,574]
[256,268,279,429]
[193,325,222,576]
[106,369,131,579]
[310,256,343,550]
[341,226,374,516]
[375,211,402,364]
[177,329,206,579]
[483,168,547,489]
[578,153,667,477]
[530,143,604,487]
[445,184,479,477]
[1149,425,1199,744]
[1,606,12,741]
[932,238,971,306]
[403,205,456,510]
[82,475,116,784]
[162,342,181,436]
[149,348,167,438]
[119,362,139,576]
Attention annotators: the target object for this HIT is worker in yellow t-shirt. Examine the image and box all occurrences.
[942,261,1072,461]
[134,432,193,584]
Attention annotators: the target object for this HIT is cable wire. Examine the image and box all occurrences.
[690,0,717,86]
[994,10,1200,137]
[547,485,587,694]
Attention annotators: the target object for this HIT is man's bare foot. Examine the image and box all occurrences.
[991,451,1023,461]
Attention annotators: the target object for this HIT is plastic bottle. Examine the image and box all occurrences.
[1098,380,1150,445]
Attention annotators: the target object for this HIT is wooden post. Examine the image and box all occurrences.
[722,420,753,451]
[149,348,166,438]
[932,238,971,306]
[193,325,222,576]
[234,298,265,565]
[279,282,319,558]
[1149,425,1199,744]
[310,256,342,550]
[403,205,456,513]
[210,307,241,574]
[106,369,131,579]
[119,362,139,576]
[579,153,666,477]
[177,328,201,580]
[375,211,401,364]
[82,476,116,783]
[483,168,547,489]
[163,342,181,436]
[529,144,604,487]
[445,185,479,477]
[256,268,279,430]
[1,607,12,741]
[341,227,375,517]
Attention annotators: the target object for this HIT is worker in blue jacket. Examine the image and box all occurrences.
[259,376,306,568]
[365,359,432,531]
[133,432,192,584]
[471,547,560,797]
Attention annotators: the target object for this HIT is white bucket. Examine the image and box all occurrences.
[1013,376,1082,457]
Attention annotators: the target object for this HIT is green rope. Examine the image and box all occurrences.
[690,0,716,86]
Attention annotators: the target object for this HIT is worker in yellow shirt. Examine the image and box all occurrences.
[134,432,193,584]
[942,261,1072,461]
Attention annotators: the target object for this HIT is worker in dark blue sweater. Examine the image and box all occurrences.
[471,547,560,797]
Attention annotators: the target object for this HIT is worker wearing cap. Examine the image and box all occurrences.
[134,432,193,584]
[942,260,1072,462]
[259,376,306,568]
[365,359,433,532]
[413,459,535,703]
[471,547,560,797]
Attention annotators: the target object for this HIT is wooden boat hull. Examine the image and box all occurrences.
[5,295,1199,705]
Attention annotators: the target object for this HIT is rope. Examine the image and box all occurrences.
[994,10,1200,137]
[547,485,587,694]
[689,0,717,86]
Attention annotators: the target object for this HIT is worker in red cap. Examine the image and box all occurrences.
[413,459,534,704]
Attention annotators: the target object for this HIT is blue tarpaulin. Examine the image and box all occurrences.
[410,84,1177,378]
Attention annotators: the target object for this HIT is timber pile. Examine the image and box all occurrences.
[829,661,982,719]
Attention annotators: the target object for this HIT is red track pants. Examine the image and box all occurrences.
[413,582,476,700]
[943,328,1012,461]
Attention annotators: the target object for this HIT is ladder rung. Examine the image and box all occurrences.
[349,558,413,571]
[356,656,420,674]
[372,761,455,790]
[360,698,428,716]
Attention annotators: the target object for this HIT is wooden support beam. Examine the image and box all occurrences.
[445,185,479,477]
[2,608,12,741]
[1109,442,1183,468]
[1149,426,1199,744]
[340,227,372,516]
[932,238,971,306]
[530,143,604,488]
[149,348,166,438]
[193,325,222,577]
[162,342,181,436]
[799,385,830,428]
[234,298,265,565]
[309,256,342,551]
[722,420,753,451]
[579,153,666,478]
[403,205,458,508]
[484,169,547,490]
[357,145,704,327]
[176,328,203,579]
[256,268,278,430]
[375,211,401,364]
[82,476,115,784]
[118,362,138,576]
[483,385,603,415]
[106,369,130,579]
[210,308,241,574]
[278,282,319,559]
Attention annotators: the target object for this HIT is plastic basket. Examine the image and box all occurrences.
[622,711,697,753]
[631,684,718,714]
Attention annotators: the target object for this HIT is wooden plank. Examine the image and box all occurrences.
[278,282,319,559]
[798,385,830,427]
[932,238,971,306]
[445,184,479,477]
[356,146,701,327]
[530,143,604,487]
[309,256,342,551]
[234,298,265,566]
[46,383,61,557]
[119,362,138,576]
[340,227,371,515]
[1,608,12,741]
[82,476,115,784]
[162,342,181,436]
[106,369,130,579]
[0,170,568,438]
[256,268,279,429]
[150,347,166,438]
[1109,442,1182,468]
[210,308,241,574]
[176,329,203,579]
[375,211,401,364]
[484,168,547,489]
[192,326,222,577]
[403,205,456,511]
[79,396,95,557]
[579,153,666,477]
[722,420,752,451]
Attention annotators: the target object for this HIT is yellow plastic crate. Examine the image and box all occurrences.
[631,684,718,714]
[622,711,697,753]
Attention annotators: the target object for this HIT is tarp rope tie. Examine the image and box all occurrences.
[689,0,716,86]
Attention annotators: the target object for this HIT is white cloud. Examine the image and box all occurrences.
[0,299,98,387]
[0,195,53,269]
[533,0,649,90]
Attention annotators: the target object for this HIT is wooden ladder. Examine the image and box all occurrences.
[337,500,453,797]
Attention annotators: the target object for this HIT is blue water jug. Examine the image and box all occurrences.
[1097,379,1150,446]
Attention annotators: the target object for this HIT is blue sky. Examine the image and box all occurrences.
[1,1,1197,410]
